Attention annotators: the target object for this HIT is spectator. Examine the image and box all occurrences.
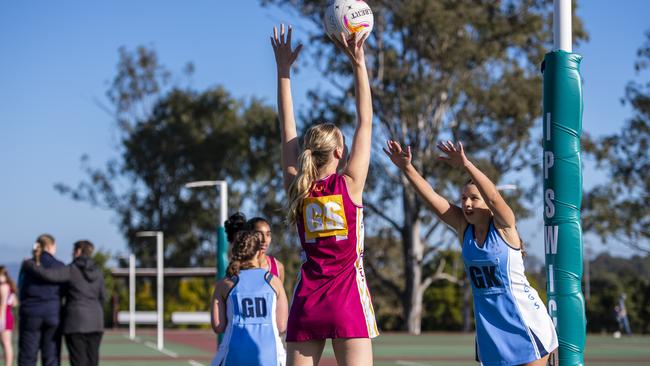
[616,293,632,336]
[0,266,17,366]
[23,240,106,366]
[18,234,65,366]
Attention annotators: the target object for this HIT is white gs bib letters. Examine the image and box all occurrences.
[303,195,348,240]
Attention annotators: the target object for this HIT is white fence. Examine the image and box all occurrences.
[171,312,211,325]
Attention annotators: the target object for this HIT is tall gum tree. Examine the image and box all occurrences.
[583,31,650,254]
[56,46,288,269]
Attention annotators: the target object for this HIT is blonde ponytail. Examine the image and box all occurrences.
[519,236,527,258]
[286,123,344,224]
[34,234,54,265]
[33,244,43,265]
[287,148,318,224]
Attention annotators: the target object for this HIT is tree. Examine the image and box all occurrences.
[584,253,650,334]
[583,31,650,253]
[261,0,586,333]
[56,46,288,268]
[92,249,119,327]
[421,249,466,331]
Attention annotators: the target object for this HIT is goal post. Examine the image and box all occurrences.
[542,1,586,365]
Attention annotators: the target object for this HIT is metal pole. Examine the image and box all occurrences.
[218,181,228,229]
[156,231,164,351]
[129,254,135,340]
[553,0,572,52]
[215,182,228,347]
[182,181,228,347]
[184,181,229,281]
[217,181,228,281]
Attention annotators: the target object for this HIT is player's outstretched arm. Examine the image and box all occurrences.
[384,140,465,232]
[336,33,372,203]
[437,141,516,229]
[271,24,303,192]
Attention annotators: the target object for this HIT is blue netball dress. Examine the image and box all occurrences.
[211,268,285,366]
[462,221,558,366]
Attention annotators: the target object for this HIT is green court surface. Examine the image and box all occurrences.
[5,330,650,365]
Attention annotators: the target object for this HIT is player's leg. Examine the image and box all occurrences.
[286,339,326,366]
[523,354,550,366]
[331,338,373,366]
[1,330,14,366]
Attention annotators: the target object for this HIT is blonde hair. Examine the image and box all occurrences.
[226,231,261,277]
[286,123,343,224]
[34,234,55,265]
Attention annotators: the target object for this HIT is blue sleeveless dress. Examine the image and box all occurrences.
[462,221,558,365]
[212,268,285,366]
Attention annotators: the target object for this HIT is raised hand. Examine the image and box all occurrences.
[437,141,468,168]
[383,140,412,170]
[333,32,367,67]
[271,24,303,77]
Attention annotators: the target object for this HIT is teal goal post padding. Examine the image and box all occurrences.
[542,50,586,366]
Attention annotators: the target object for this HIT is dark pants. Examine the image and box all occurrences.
[65,332,103,366]
[18,314,61,366]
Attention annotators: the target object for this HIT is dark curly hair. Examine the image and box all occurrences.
[225,212,248,243]
[226,231,262,277]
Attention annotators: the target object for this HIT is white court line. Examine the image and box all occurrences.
[144,341,179,358]
[159,348,179,358]
[121,334,142,343]
[396,361,431,366]
[125,332,203,365]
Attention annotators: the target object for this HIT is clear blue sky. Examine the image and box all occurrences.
[1,1,648,268]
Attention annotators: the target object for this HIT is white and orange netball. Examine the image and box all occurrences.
[323,0,374,42]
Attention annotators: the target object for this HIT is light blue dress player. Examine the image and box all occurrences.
[462,221,558,366]
[211,268,285,366]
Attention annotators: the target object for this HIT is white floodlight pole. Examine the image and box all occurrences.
[554,0,572,52]
[136,231,164,350]
[155,231,162,350]
[496,184,518,191]
[129,254,136,340]
[184,180,228,347]
[219,182,227,228]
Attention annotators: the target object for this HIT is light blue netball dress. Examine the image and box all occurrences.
[462,221,558,365]
[211,268,285,366]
